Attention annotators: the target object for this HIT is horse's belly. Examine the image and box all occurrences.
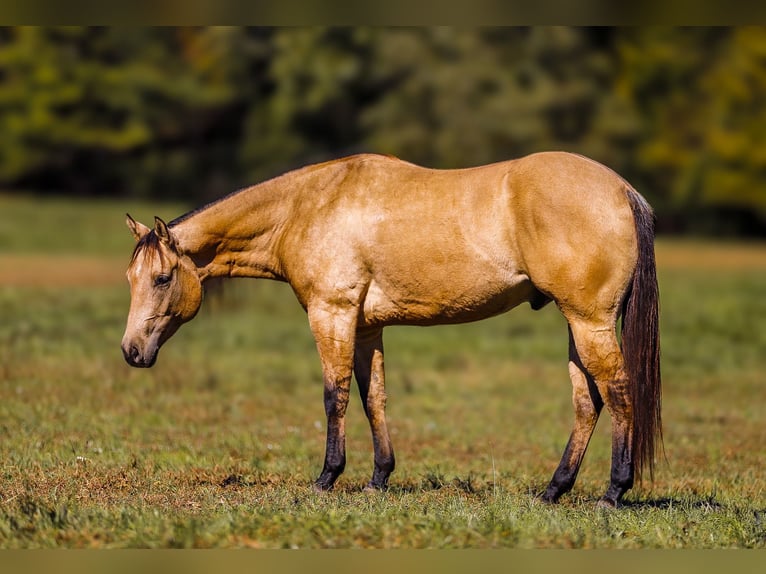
[360,274,535,327]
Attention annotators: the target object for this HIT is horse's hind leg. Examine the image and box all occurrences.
[560,316,635,506]
[541,325,604,503]
[354,327,395,490]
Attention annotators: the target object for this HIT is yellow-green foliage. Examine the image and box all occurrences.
[0,27,765,234]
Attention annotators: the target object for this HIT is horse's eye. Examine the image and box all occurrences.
[154,274,171,287]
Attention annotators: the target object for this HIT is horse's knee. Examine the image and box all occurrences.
[324,377,352,418]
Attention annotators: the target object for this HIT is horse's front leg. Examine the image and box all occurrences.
[308,304,358,491]
[354,327,395,490]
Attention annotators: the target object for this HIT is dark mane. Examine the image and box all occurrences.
[130,230,162,264]
[167,157,340,227]
[168,185,254,227]
[129,182,261,265]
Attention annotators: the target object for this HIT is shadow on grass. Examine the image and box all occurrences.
[619,495,725,510]
[196,470,755,521]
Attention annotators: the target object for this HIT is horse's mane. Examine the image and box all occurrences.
[168,184,253,228]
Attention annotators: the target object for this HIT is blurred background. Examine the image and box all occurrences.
[0,26,765,236]
[1,28,765,549]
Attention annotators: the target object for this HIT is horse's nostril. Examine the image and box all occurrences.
[122,344,141,365]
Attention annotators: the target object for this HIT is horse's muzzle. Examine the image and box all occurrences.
[122,342,157,368]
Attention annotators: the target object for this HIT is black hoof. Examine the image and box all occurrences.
[536,488,561,505]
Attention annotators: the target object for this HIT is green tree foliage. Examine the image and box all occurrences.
[238,27,375,183]
[617,27,766,232]
[235,27,641,187]
[0,26,764,235]
[361,27,637,171]
[0,27,268,198]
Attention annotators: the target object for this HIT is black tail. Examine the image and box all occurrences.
[622,188,663,482]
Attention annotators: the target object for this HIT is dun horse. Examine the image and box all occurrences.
[121,152,661,506]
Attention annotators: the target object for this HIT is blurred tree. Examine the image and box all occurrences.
[616,27,766,233]
[0,27,268,199]
[361,27,640,174]
[236,27,642,183]
[238,27,376,183]
[0,26,763,235]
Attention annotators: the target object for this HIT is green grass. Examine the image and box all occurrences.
[0,193,188,256]
[0,194,765,548]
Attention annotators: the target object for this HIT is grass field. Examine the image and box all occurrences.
[0,194,765,548]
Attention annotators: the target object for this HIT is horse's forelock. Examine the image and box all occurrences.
[130,231,164,266]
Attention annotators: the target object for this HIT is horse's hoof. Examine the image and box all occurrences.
[312,482,333,493]
[363,482,386,493]
[534,491,558,505]
[596,497,618,509]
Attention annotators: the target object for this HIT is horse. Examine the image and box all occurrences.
[121,151,661,507]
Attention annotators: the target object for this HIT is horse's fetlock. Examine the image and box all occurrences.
[538,489,562,505]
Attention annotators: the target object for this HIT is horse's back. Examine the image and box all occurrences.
[348,151,638,282]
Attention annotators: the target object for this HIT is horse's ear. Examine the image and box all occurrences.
[126,213,151,242]
[154,216,176,249]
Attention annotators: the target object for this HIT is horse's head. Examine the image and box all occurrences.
[121,215,203,368]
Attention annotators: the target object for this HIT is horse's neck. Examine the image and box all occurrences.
[172,182,290,282]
